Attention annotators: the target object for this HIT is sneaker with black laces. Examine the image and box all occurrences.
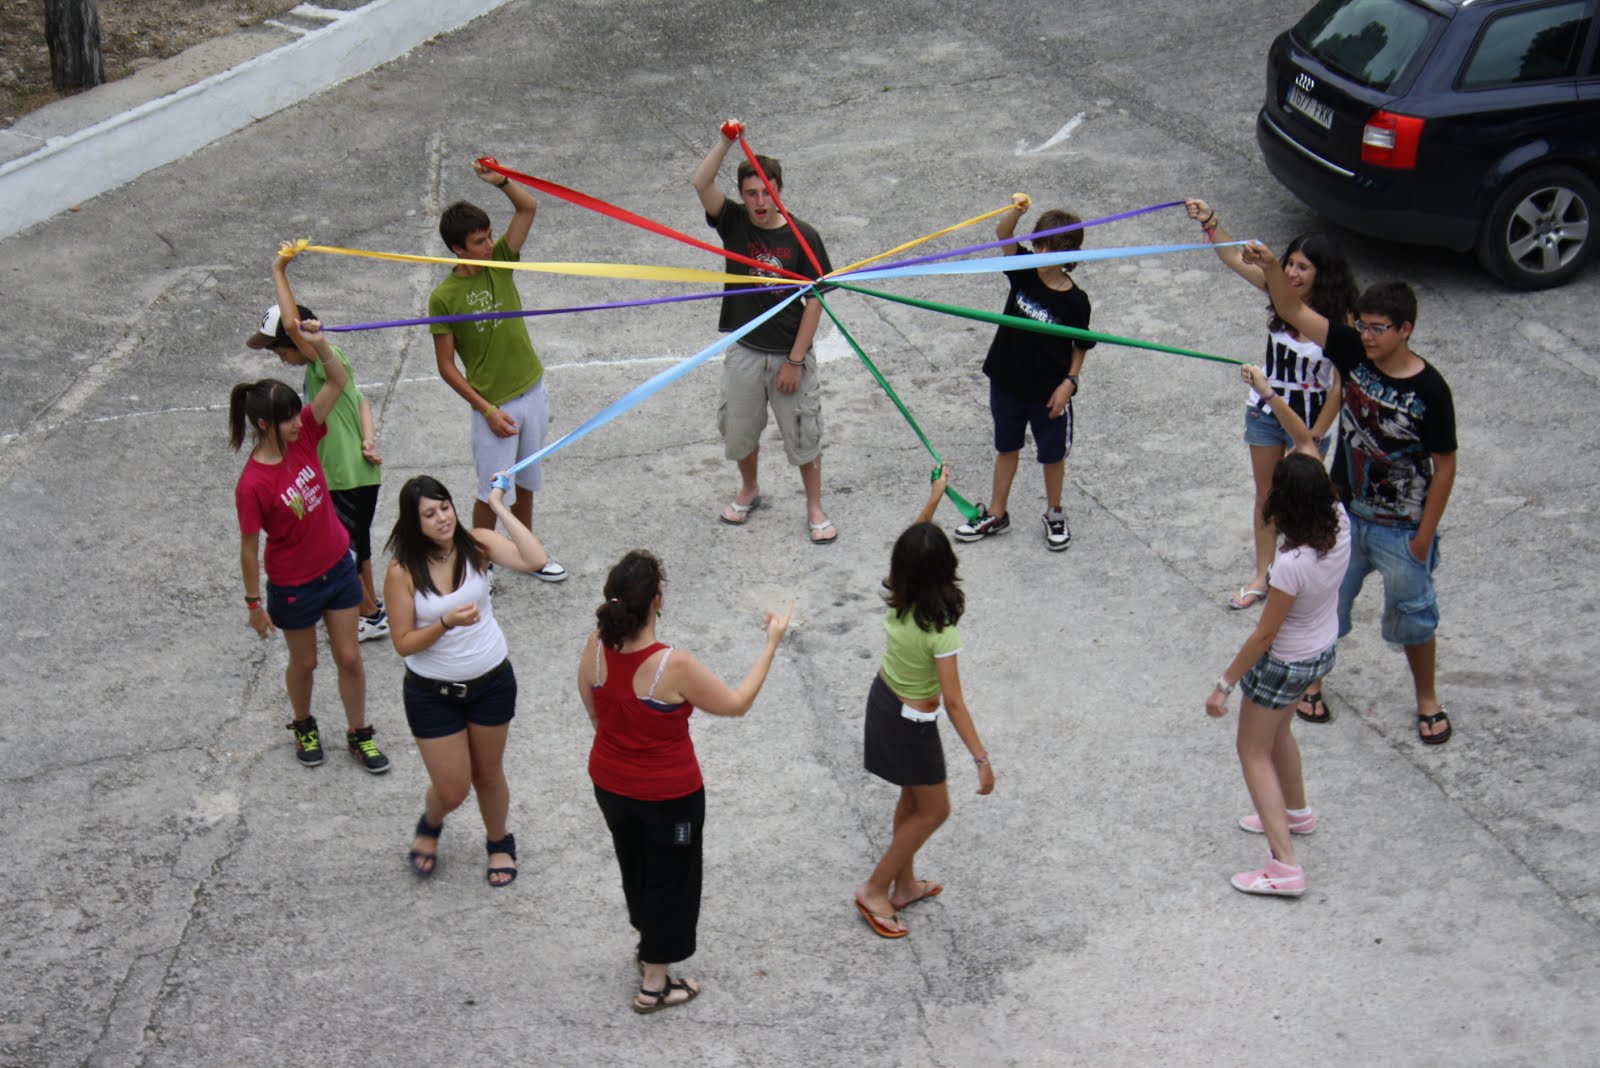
[357,605,390,642]
[953,507,1009,542]
[1042,510,1071,552]
[346,726,391,774]
[287,716,324,767]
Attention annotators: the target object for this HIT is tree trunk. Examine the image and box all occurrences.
[45,0,105,92]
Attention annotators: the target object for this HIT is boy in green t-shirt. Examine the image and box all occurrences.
[247,242,388,639]
[426,158,565,581]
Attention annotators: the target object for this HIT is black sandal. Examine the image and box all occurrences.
[1418,709,1452,746]
[409,814,443,877]
[1295,690,1331,724]
[633,976,699,1015]
[486,832,517,888]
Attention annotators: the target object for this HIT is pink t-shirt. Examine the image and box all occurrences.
[235,411,350,587]
[1268,508,1351,662]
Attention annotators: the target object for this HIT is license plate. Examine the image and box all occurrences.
[1287,85,1334,130]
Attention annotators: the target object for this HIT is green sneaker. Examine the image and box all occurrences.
[346,726,391,774]
[287,716,323,767]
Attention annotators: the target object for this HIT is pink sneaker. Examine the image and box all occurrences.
[1231,856,1306,897]
[1238,809,1318,835]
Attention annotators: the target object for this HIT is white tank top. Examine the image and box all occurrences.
[403,560,507,681]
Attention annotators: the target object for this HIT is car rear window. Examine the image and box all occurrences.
[1459,2,1591,88]
[1292,0,1442,90]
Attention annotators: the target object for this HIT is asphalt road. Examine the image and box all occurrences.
[1,0,1596,1064]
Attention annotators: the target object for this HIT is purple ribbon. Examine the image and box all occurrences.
[837,200,1186,276]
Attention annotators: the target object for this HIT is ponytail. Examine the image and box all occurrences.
[228,379,303,452]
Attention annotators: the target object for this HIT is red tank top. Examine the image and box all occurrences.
[587,642,702,801]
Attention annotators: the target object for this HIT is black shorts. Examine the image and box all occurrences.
[332,484,381,563]
[402,660,517,739]
[863,673,946,786]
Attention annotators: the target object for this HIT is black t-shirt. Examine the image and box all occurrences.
[1324,324,1457,526]
[709,197,832,354]
[981,253,1094,404]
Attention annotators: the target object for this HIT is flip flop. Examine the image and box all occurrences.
[1418,708,1452,746]
[1295,691,1331,724]
[891,880,943,910]
[808,517,839,545]
[718,494,762,526]
[855,896,907,938]
[1229,586,1269,610]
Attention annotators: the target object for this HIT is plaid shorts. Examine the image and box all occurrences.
[1240,644,1337,711]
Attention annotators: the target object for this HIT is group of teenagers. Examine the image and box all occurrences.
[227,120,1456,1012]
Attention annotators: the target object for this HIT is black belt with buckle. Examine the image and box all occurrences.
[406,659,509,701]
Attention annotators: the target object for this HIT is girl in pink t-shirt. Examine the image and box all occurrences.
[231,316,383,773]
[1205,452,1350,898]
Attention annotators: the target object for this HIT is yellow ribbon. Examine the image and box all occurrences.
[829,199,1024,277]
[283,239,801,288]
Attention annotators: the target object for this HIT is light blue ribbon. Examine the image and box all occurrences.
[492,288,807,489]
[836,241,1247,282]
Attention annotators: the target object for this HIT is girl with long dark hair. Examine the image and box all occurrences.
[384,474,555,886]
[1185,198,1355,669]
[857,468,995,938]
[1205,452,1351,897]
[232,317,386,773]
[579,551,792,1013]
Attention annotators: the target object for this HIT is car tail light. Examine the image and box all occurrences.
[1361,111,1425,169]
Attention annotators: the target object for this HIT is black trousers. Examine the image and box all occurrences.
[593,784,705,965]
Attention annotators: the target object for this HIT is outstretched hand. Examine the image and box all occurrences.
[764,599,795,644]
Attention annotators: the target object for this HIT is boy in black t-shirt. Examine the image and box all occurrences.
[691,119,837,544]
[954,195,1094,552]
[1244,242,1458,745]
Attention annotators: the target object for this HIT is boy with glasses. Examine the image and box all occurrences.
[1242,243,1458,745]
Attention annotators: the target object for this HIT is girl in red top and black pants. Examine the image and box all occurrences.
[578,550,791,1015]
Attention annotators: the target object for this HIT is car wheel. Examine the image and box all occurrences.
[1476,165,1597,290]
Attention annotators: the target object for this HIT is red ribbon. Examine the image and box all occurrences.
[476,157,814,283]
[734,136,826,279]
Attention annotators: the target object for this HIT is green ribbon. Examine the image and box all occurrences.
[814,291,980,522]
[830,282,1246,366]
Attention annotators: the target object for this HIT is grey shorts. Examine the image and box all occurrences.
[471,380,549,502]
[717,344,823,465]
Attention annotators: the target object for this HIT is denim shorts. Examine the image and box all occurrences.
[1241,644,1337,710]
[403,660,517,739]
[267,551,362,631]
[1338,512,1441,646]
[991,380,1072,464]
[1243,404,1330,456]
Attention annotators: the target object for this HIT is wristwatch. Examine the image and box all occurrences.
[1065,374,1081,390]
[1215,677,1235,695]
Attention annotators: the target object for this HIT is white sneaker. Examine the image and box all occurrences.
[357,609,390,642]
[532,557,568,583]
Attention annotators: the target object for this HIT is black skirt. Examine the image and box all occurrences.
[863,673,947,786]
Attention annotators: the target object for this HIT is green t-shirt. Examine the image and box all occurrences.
[304,345,381,491]
[880,608,961,701]
[427,235,544,407]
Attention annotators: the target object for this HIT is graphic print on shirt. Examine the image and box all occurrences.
[465,284,496,335]
[744,240,793,279]
[1013,289,1061,326]
[1340,365,1431,522]
[281,464,324,521]
[1262,334,1332,425]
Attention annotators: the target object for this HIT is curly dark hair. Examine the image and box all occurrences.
[1268,232,1358,333]
[385,476,485,596]
[1263,453,1341,554]
[882,522,964,631]
[596,550,664,649]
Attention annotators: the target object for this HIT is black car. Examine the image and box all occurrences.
[1257,0,1600,289]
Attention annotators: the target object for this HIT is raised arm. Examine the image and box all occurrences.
[913,464,950,525]
[691,120,741,218]
[469,480,554,572]
[271,241,321,362]
[1185,197,1264,289]
[662,601,793,717]
[1242,241,1330,348]
[1241,364,1319,456]
[475,157,537,253]
[996,193,1030,255]
[299,320,346,427]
